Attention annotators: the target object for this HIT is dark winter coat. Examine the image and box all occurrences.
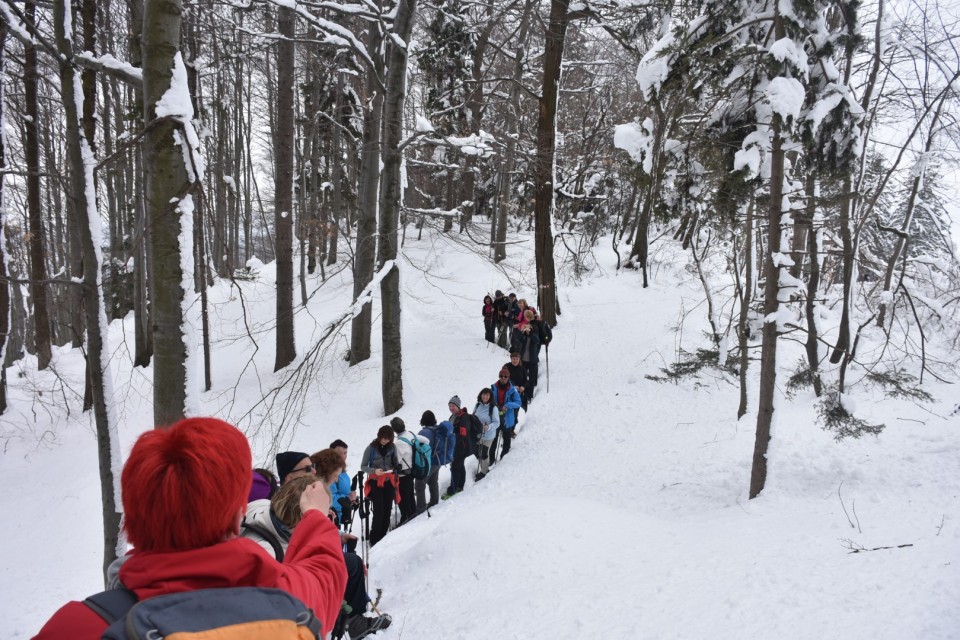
[516,326,540,364]
[493,296,510,324]
[503,361,528,390]
[450,409,481,457]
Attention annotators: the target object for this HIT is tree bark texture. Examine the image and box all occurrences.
[54,0,122,582]
[533,0,569,327]
[0,19,8,413]
[23,3,53,370]
[349,19,384,366]
[143,0,190,426]
[377,0,418,415]
[274,4,297,371]
[749,121,785,500]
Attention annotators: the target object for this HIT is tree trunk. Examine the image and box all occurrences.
[532,0,571,327]
[802,174,822,396]
[377,0,418,415]
[494,0,535,263]
[0,19,8,413]
[143,0,193,426]
[349,19,384,366]
[23,3,52,370]
[737,197,754,419]
[273,4,296,371]
[54,0,122,583]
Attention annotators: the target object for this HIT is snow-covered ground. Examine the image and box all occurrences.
[1,227,958,639]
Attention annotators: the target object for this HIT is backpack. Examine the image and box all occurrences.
[424,422,455,466]
[86,586,323,640]
[399,436,432,480]
[466,414,484,453]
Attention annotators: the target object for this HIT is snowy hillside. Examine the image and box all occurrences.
[1,229,958,639]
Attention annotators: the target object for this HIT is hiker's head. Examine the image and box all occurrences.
[248,470,274,502]
[329,439,349,464]
[310,448,345,485]
[478,388,492,404]
[448,395,462,414]
[276,451,315,485]
[525,309,535,321]
[122,417,252,552]
[518,298,527,309]
[498,369,511,384]
[271,476,324,529]
[510,350,521,363]
[390,416,406,434]
[508,293,517,301]
[375,425,394,447]
[420,410,437,427]
[484,295,493,305]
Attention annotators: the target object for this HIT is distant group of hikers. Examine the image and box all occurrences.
[33,288,552,640]
[483,289,553,406]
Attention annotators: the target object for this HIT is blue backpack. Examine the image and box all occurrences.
[420,422,455,466]
[399,436,432,480]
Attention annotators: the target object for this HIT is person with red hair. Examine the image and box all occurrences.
[33,417,347,639]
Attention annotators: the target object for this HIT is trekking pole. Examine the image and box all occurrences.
[546,344,550,393]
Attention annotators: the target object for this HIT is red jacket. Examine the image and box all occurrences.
[33,510,347,639]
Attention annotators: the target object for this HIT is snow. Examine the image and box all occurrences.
[763,77,806,121]
[613,119,653,173]
[635,31,675,100]
[415,115,435,133]
[2,231,959,639]
[769,38,809,77]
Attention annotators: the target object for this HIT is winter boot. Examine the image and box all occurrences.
[347,613,392,639]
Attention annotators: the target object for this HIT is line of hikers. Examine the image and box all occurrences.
[34,292,551,640]
[482,290,552,406]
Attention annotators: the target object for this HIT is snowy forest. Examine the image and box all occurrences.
[1,0,959,636]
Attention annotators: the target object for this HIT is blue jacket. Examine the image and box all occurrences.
[491,381,522,429]
[329,471,351,518]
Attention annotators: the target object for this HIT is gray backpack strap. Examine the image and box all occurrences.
[242,521,285,561]
[83,587,138,625]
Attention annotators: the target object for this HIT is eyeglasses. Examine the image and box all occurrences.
[499,375,509,380]
[292,463,316,474]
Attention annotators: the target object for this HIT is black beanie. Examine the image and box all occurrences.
[276,451,309,484]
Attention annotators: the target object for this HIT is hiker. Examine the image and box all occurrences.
[311,449,348,524]
[506,293,519,344]
[503,350,529,413]
[391,417,428,525]
[415,410,445,512]
[444,395,475,498]
[493,290,510,348]
[243,475,390,640]
[360,426,399,547]
[241,475,317,557]
[515,309,541,403]
[249,468,278,502]
[473,387,500,480]
[482,295,496,343]
[34,417,346,639]
[491,369,523,460]
[276,450,317,485]
[327,439,359,527]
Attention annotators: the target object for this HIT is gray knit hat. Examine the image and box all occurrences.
[449,395,461,409]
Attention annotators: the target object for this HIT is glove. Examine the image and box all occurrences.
[499,409,506,416]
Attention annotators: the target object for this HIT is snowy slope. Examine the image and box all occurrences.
[1,228,958,639]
